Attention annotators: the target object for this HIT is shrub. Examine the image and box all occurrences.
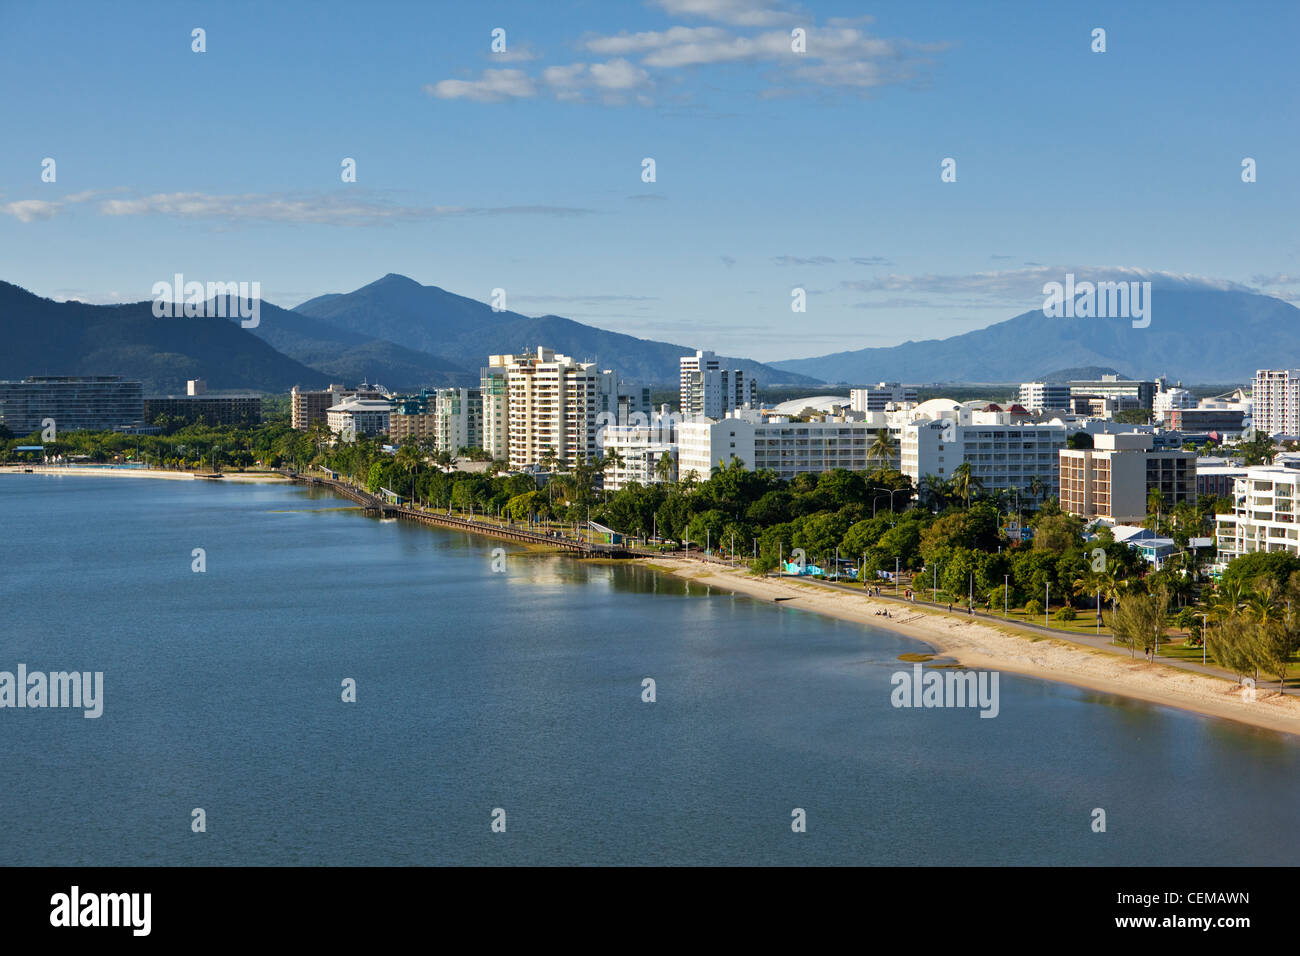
[1054,606,1077,622]
[1025,599,1043,616]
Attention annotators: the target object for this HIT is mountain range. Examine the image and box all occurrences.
[773,289,1296,385]
[0,275,819,394]
[293,273,817,388]
[4,279,1291,394]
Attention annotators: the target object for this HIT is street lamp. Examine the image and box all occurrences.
[871,487,908,516]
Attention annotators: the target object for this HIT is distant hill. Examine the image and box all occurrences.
[221,299,475,389]
[295,274,820,386]
[772,290,1297,385]
[1037,366,1128,383]
[0,282,330,394]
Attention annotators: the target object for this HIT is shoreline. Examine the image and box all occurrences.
[644,557,1300,739]
[0,465,289,483]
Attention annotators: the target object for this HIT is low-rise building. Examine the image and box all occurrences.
[1018,382,1072,412]
[292,383,386,430]
[900,402,1066,501]
[1215,466,1300,562]
[677,413,898,482]
[327,397,391,441]
[144,393,262,426]
[851,382,918,413]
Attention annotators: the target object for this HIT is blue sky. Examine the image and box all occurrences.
[1,0,1296,362]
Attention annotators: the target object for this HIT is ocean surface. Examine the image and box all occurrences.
[2,475,1299,866]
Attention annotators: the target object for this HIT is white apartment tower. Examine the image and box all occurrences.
[505,347,600,470]
[1252,369,1300,437]
[480,356,517,461]
[679,350,757,419]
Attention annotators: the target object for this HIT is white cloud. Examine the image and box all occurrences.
[96,191,592,226]
[2,200,60,222]
[773,255,835,265]
[541,59,652,103]
[426,11,945,107]
[651,0,795,27]
[422,69,536,102]
[842,266,1254,301]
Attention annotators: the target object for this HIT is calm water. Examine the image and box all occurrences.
[2,475,1298,866]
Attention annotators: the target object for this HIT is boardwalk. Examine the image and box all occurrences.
[297,474,650,557]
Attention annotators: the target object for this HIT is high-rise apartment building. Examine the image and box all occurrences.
[505,347,600,469]
[1252,369,1300,437]
[434,387,483,454]
[679,350,757,419]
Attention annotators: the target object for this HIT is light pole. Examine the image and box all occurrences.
[871,486,909,516]
[1200,611,1208,666]
[895,557,899,596]
[1045,582,1049,628]
[1005,574,1009,617]
[933,564,937,604]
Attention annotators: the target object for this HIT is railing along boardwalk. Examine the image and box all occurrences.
[294,474,653,557]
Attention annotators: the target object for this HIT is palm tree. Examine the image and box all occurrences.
[868,430,897,467]
[919,474,950,511]
[951,462,983,508]
[654,450,675,485]
[1144,488,1166,534]
[538,446,559,474]
[1027,475,1045,510]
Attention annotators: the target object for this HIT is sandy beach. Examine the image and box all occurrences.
[647,556,1300,738]
[0,465,289,483]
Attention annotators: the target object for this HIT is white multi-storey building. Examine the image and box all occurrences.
[850,382,918,413]
[1018,382,1072,412]
[679,350,757,419]
[326,397,391,441]
[1215,467,1300,562]
[505,347,600,469]
[603,417,678,490]
[479,357,516,461]
[900,402,1067,501]
[1252,369,1300,437]
[433,387,483,454]
[1153,385,1196,422]
[676,413,899,482]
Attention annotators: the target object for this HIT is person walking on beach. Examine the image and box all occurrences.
[947,602,952,613]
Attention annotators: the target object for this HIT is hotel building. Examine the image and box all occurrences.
[1058,433,1196,524]
[0,376,143,434]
